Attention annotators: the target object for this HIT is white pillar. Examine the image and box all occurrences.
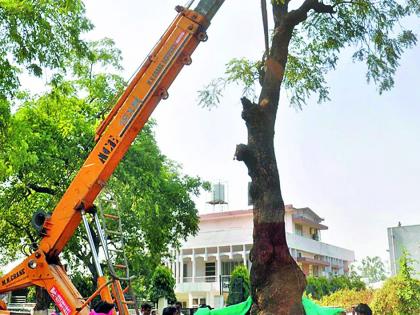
[175,251,180,284]
[204,247,208,262]
[192,248,196,283]
[158,297,168,315]
[188,292,193,308]
[171,250,176,277]
[242,244,247,266]
[206,292,210,307]
[216,246,221,280]
[179,252,184,284]
[229,245,233,260]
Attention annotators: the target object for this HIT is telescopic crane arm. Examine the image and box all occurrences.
[0,1,224,314]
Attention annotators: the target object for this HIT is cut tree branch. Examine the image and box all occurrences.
[287,0,335,26]
[241,97,263,124]
[234,144,257,173]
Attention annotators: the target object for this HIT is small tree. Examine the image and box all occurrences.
[358,256,387,284]
[396,250,420,314]
[227,265,251,306]
[149,266,176,304]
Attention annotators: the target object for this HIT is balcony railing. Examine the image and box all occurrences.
[182,276,217,283]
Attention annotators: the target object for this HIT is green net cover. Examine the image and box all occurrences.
[302,297,345,315]
[194,296,345,315]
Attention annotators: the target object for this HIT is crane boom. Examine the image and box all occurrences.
[0,1,224,315]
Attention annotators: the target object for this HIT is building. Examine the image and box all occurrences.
[388,223,420,278]
[168,205,355,308]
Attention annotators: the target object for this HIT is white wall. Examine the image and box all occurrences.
[287,233,354,261]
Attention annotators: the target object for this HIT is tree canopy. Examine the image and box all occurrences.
[200,0,420,109]
[0,0,92,99]
[0,37,206,296]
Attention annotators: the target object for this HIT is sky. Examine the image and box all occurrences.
[80,0,420,265]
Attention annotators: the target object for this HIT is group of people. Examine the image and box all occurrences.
[88,299,372,315]
[141,301,183,315]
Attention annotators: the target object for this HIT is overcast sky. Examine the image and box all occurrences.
[83,0,420,265]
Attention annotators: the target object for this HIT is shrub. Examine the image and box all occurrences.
[371,277,404,315]
[371,251,420,314]
[305,274,365,300]
[306,276,331,300]
[226,265,250,306]
[318,288,374,311]
[148,266,176,304]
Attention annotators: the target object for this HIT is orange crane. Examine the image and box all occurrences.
[0,1,224,314]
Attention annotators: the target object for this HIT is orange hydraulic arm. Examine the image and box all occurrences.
[0,1,224,315]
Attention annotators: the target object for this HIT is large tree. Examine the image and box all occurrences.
[0,39,205,300]
[201,0,420,313]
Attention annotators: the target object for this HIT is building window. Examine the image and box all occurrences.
[295,224,303,236]
[183,263,188,278]
[221,261,242,275]
[205,262,216,282]
[310,228,319,241]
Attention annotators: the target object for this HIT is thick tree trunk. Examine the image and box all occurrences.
[235,12,306,315]
[237,94,306,314]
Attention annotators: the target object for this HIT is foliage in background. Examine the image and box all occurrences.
[26,287,36,303]
[0,38,123,262]
[69,272,95,300]
[148,266,177,304]
[358,256,387,284]
[198,1,420,109]
[0,0,93,99]
[317,288,374,311]
[371,251,420,314]
[305,274,365,300]
[227,265,251,306]
[0,37,206,298]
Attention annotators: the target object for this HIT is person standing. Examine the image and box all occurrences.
[174,302,182,315]
[141,303,152,315]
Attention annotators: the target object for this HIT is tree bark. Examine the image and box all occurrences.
[235,3,311,314]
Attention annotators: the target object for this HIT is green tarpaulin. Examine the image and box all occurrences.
[194,297,345,315]
[302,298,345,315]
